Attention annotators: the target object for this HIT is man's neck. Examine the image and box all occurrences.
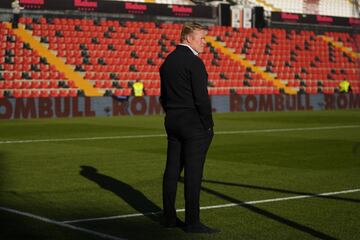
[179,43,198,56]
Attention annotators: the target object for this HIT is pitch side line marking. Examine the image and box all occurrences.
[62,188,360,224]
[0,206,126,240]
[1,125,359,144]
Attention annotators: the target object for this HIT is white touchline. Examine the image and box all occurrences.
[62,188,360,224]
[0,134,167,144]
[0,125,359,144]
[215,125,360,134]
[0,206,127,240]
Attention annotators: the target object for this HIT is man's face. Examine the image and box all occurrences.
[187,29,207,54]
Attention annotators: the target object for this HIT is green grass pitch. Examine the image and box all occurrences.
[1,110,360,240]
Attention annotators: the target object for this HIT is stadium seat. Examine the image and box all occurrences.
[2,17,358,98]
[12,90,22,98]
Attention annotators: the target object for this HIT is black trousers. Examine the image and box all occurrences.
[162,109,213,226]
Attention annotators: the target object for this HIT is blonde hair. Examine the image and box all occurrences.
[180,22,208,42]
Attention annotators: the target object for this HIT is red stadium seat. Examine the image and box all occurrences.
[12,90,22,98]
[59,90,69,97]
[13,81,22,89]
[123,88,131,96]
[50,81,59,88]
[69,89,77,97]
[22,81,31,89]
[50,90,59,97]
[31,90,40,98]
[22,89,31,98]
[4,81,14,89]
[40,81,50,89]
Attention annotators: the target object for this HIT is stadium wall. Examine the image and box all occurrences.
[0,0,214,19]
[1,94,359,119]
[271,11,360,28]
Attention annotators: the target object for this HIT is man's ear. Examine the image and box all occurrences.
[185,34,193,43]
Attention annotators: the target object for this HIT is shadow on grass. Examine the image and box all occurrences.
[202,179,360,204]
[79,166,186,240]
[180,177,338,240]
[80,166,162,224]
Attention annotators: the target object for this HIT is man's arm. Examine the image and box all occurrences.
[190,58,213,129]
[159,67,167,113]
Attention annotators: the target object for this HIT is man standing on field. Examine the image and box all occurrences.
[159,22,218,234]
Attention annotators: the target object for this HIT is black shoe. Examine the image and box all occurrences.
[184,222,220,234]
[164,218,185,228]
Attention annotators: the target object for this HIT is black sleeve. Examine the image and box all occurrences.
[190,58,213,129]
[159,66,167,113]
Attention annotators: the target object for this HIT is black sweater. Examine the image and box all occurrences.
[159,45,213,129]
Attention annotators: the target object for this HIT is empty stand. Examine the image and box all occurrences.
[0,21,80,98]
[1,17,359,99]
[30,17,164,97]
[214,26,359,94]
